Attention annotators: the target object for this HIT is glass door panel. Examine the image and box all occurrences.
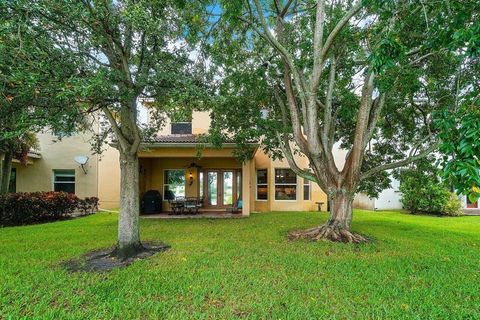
[199,171,204,198]
[223,171,234,205]
[207,171,218,206]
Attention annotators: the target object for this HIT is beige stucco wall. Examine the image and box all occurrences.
[97,146,121,209]
[254,150,271,212]
[13,131,98,199]
[192,111,211,134]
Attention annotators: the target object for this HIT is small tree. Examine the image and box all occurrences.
[210,0,478,242]
[0,133,39,194]
[6,1,211,258]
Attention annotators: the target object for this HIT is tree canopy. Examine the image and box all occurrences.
[3,0,213,257]
[206,0,479,241]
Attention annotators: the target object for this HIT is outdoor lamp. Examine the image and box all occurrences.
[189,171,194,186]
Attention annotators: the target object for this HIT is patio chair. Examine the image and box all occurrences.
[226,199,243,214]
[196,197,204,210]
[185,197,200,214]
[169,197,185,215]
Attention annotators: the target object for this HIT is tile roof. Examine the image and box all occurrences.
[144,134,243,144]
[145,134,202,144]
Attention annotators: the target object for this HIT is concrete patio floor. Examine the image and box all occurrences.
[463,209,480,216]
[141,212,245,219]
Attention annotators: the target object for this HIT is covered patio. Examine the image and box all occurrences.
[141,212,246,219]
[138,135,256,217]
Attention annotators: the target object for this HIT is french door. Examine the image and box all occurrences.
[204,169,241,208]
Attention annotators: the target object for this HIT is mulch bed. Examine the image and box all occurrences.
[62,242,170,272]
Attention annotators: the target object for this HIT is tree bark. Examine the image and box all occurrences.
[0,151,13,194]
[0,153,4,194]
[112,150,143,259]
[289,188,368,243]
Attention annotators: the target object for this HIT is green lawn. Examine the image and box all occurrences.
[1,210,479,319]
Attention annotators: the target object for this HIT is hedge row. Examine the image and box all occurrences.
[0,192,99,226]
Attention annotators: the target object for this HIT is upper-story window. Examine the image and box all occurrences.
[171,122,192,134]
[170,110,193,134]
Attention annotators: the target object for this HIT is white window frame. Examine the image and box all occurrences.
[163,169,186,200]
[303,179,311,201]
[53,169,76,193]
[256,169,268,201]
[274,168,297,201]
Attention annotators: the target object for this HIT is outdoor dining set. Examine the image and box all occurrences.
[168,197,204,215]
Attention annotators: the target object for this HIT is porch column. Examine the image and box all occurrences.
[241,159,254,216]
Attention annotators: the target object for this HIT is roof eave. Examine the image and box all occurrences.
[140,142,258,148]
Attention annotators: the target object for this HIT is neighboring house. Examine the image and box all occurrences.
[374,177,479,212]
[374,176,403,210]
[462,195,479,211]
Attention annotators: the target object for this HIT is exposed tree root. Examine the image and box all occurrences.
[288,224,368,243]
[111,242,146,260]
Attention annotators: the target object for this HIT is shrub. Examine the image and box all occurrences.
[443,193,463,216]
[400,175,464,216]
[78,197,99,216]
[0,192,99,226]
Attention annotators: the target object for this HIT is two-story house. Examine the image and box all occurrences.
[97,110,334,215]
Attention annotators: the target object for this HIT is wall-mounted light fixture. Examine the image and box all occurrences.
[189,170,194,186]
[185,161,202,186]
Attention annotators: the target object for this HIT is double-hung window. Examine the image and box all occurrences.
[274,169,297,201]
[256,169,268,200]
[53,170,75,194]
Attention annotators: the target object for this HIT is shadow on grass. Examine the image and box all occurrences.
[62,241,170,272]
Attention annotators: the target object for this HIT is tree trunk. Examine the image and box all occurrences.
[112,151,144,259]
[0,151,13,194]
[328,190,353,229]
[0,153,4,194]
[289,189,368,243]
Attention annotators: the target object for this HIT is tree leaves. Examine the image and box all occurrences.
[368,36,406,74]
[437,105,480,202]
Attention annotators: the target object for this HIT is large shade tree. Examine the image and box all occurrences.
[7,0,212,258]
[209,0,479,242]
